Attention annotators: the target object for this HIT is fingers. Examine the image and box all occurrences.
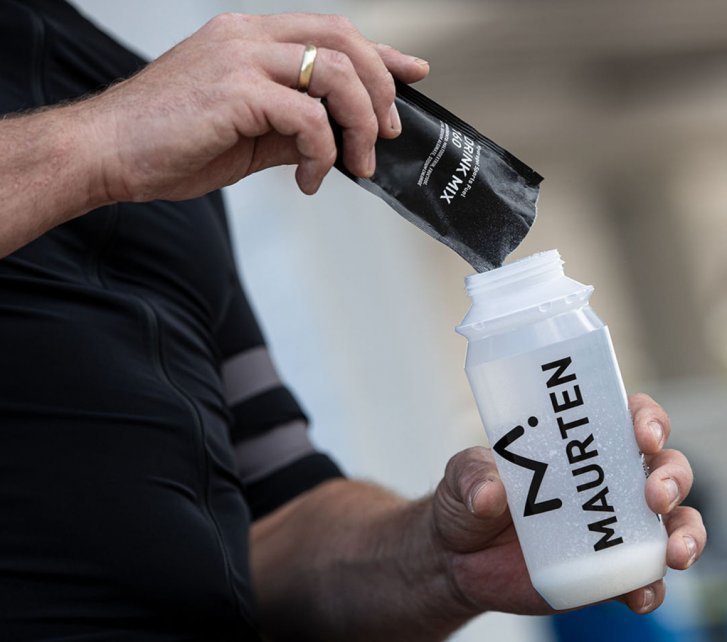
[644,445,705,570]
[665,506,707,570]
[252,13,411,139]
[259,43,378,178]
[189,12,429,190]
[442,446,508,521]
[201,13,431,181]
[629,392,671,455]
[620,508,707,614]
[644,448,693,514]
[631,393,706,575]
[253,84,337,194]
[621,579,666,615]
[374,43,430,84]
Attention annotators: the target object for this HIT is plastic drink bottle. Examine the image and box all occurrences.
[456,250,667,609]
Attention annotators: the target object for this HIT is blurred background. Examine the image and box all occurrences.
[74,1,727,639]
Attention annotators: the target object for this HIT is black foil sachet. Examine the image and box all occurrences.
[332,80,543,272]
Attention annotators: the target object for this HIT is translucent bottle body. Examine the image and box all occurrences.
[456,250,667,609]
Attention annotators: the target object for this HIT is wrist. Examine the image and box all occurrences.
[58,99,117,210]
[403,497,482,627]
[0,103,113,256]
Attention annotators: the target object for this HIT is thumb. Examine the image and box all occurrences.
[433,446,511,554]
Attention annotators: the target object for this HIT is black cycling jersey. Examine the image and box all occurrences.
[0,1,341,639]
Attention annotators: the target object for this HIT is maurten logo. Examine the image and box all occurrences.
[493,416,563,517]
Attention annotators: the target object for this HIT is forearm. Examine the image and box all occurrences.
[250,479,475,642]
[0,103,108,257]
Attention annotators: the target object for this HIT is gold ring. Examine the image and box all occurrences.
[297,44,317,93]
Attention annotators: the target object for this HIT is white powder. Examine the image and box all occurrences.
[531,540,667,610]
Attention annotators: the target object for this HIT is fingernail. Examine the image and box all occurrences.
[683,535,697,566]
[641,586,655,612]
[664,478,679,509]
[367,146,376,176]
[409,56,429,67]
[649,421,664,447]
[467,480,489,514]
[389,103,401,133]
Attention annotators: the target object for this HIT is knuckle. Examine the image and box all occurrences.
[445,450,467,474]
[663,468,691,495]
[377,72,396,106]
[461,445,488,464]
[678,449,692,469]
[208,12,237,30]
[446,447,488,485]
[630,392,654,407]
[307,103,330,129]
[327,14,357,34]
[695,508,707,530]
[664,447,689,466]
[324,147,338,168]
[445,450,471,482]
[238,13,259,28]
[206,12,257,34]
[443,456,457,482]
[463,459,487,485]
[314,131,337,166]
[679,475,693,497]
[666,453,684,470]
[326,49,355,77]
[679,505,702,528]
[363,113,379,139]
[458,451,491,486]
[339,15,356,31]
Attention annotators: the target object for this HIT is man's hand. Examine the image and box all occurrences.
[432,393,707,617]
[251,393,705,641]
[0,12,428,257]
[84,12,429,203]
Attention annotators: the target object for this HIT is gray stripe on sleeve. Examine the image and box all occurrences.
[222,346,281,407]
[234,419,315,484]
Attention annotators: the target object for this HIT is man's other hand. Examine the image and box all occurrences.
[431,393,707,616]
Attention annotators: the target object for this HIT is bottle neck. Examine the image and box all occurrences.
[465,249,566,300]
[457,250,594,340]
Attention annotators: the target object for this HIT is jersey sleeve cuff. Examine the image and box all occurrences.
[241,452,344,520]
